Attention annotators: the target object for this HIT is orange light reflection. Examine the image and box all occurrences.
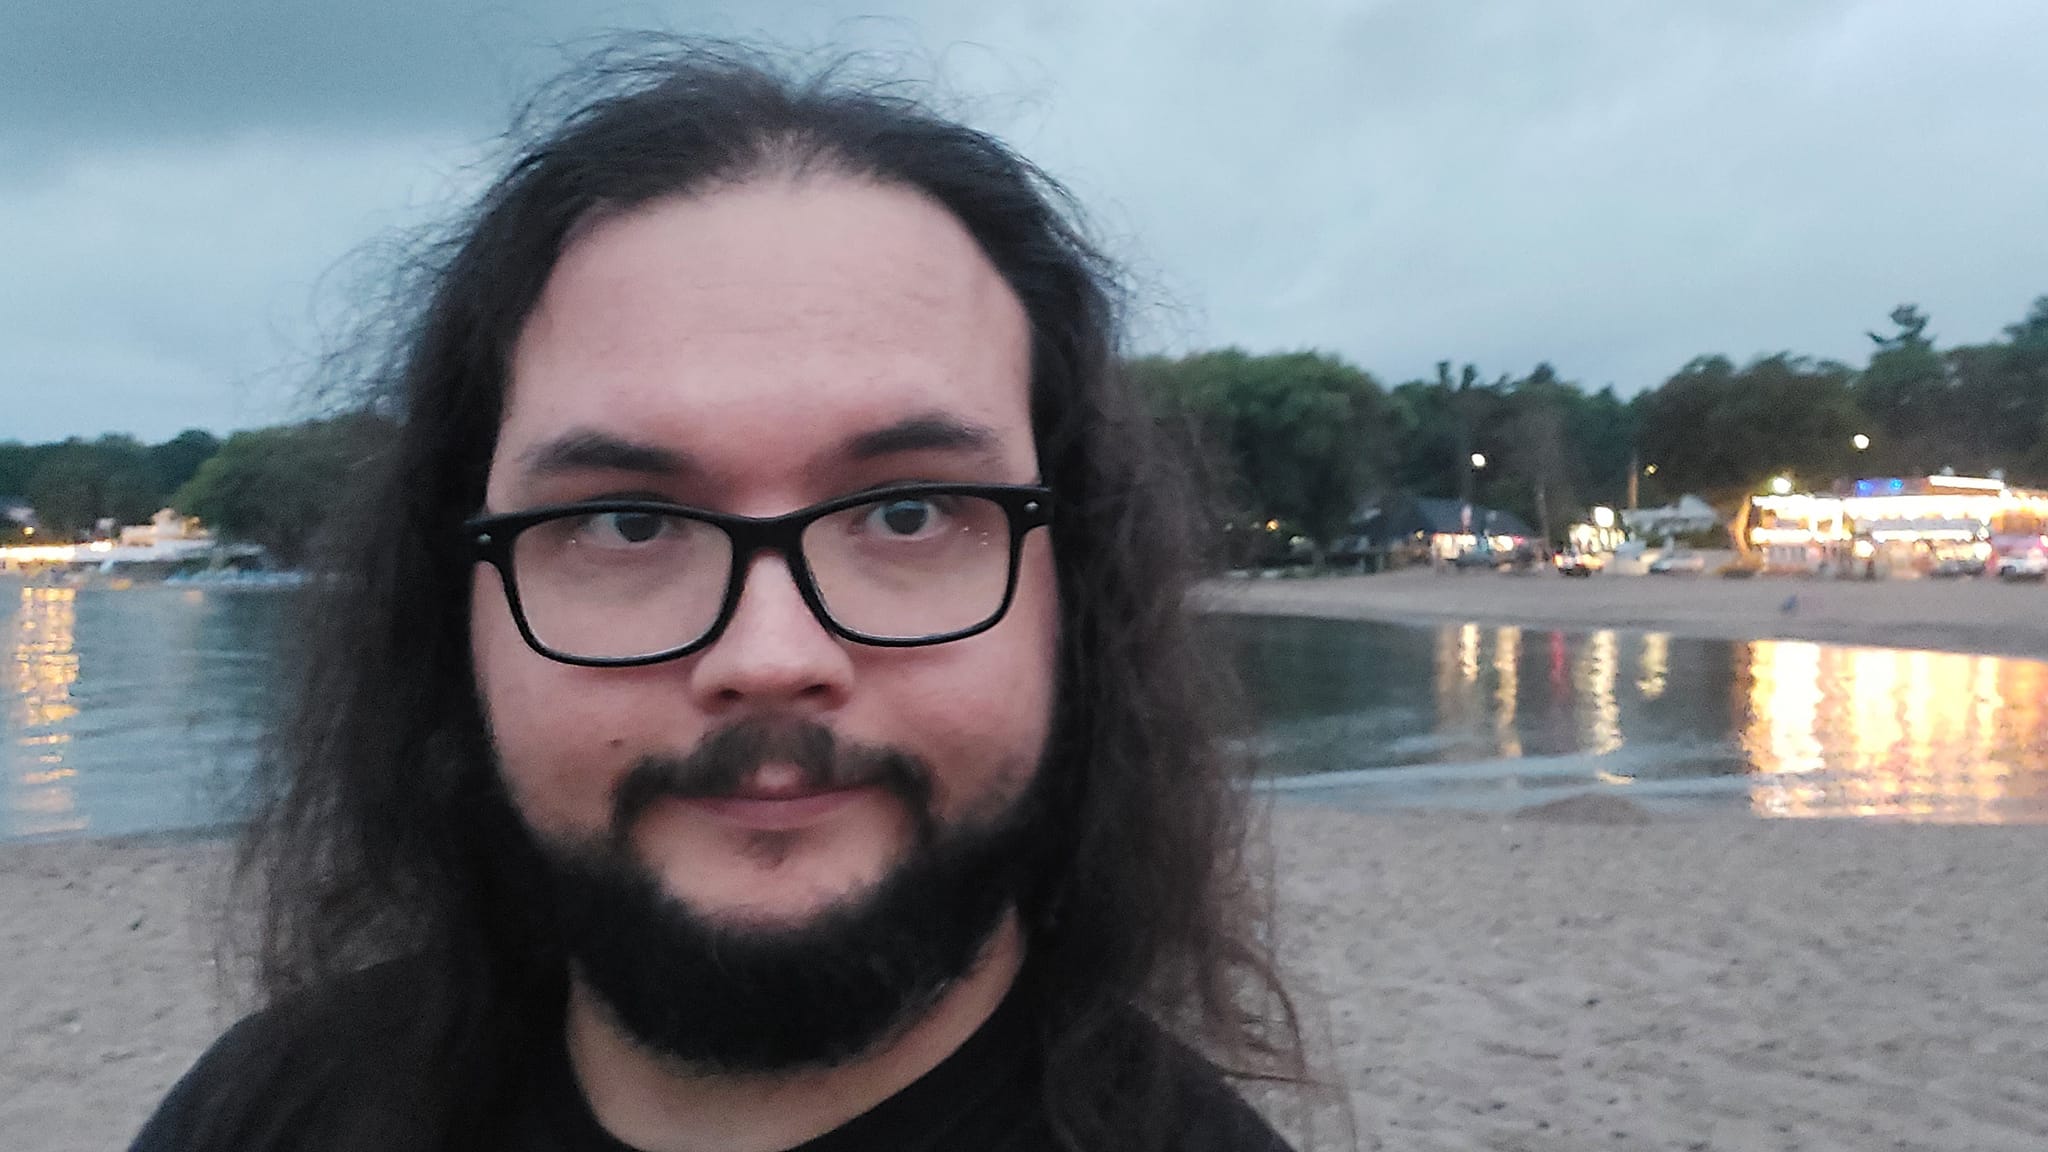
[8,586,85,837]
[1742,639,2047,821]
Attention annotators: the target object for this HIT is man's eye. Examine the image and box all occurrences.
[869,498,940,537]
[583,511,668,545]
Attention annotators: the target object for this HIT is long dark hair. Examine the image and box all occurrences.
[228,38,1306,1152]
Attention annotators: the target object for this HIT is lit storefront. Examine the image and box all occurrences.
[1745,475,2048,577]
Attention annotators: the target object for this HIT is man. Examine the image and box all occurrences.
[132,42,1307,1152]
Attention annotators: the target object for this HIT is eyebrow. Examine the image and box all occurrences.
[840,414,1005,464]
[514,414,1009,488]
[519,430,699,481]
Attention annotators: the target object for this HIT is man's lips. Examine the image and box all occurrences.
[673,785,877,831]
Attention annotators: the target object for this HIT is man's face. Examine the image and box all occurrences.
[472,175,1058,940]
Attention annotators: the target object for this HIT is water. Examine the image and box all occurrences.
[8,584,2048,842]
[4,583,281,840]
[1223,615,2048,822]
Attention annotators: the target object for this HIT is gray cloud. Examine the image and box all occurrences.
[3,0,2045,442]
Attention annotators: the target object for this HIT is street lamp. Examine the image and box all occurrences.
[1770,476,1794,496]
[1853,433,1871,452]
[1592,506,1616,529]
[1470,453,1487,470]
[1644,463,1658,476]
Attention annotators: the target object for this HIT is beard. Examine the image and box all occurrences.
[532,719,1044,1075]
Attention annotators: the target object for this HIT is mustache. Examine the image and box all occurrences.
[609,719,935,843]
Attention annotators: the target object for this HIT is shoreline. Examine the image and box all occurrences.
[1196,567,2048,661]
[7,810,2046,1151]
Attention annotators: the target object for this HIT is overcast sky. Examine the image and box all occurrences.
[4,0,2045,443]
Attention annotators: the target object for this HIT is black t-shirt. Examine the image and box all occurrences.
[131,961,1296,1152]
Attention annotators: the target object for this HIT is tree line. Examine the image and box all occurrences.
[6,295,2044,567]
[0,415,389,566]
[1142,296,2048,559]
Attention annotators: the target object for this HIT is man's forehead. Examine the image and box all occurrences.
[493,178,1038,498]
[515,178,1028,368]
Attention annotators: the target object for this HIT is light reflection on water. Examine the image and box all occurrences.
[3,582,280,841]
[1229,616,2048,823]
[8,588,2048,839]
[1741,641,2048,821]
[7,587,86,838]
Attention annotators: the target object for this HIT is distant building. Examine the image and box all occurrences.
[0,507,222,573]
[1746,474,2048,576]
[118,508,207,548]
[1342,493,1537,568]
[1621,494,1720,541]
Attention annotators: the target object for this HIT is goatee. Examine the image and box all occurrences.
[535,719,1043,1074]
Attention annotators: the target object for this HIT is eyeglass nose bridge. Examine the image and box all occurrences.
[697,515,840,651]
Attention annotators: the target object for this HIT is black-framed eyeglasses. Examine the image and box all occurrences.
[464,482,1054,667]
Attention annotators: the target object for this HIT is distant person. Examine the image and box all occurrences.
[129,40,1305,1152]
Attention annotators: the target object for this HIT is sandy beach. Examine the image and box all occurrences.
[6,808,2045,1152]
[1199,568,2048,661]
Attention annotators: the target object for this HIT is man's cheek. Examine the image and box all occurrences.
[493,709,621,836]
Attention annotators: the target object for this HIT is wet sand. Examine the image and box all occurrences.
[1198,568,2048,660]
[7,809,2046,1152]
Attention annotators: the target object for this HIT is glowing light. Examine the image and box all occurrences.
[1470,453,1487,470]
[1853,434,1871,451]
[1493,627,1522,759]
[1264,519,1279,531]
[1574,629,1623,757]
[1770,476,1794,496]
[1926,475,2006,492]
[0,545,80,563]
[1644,464,1659,476]
[1592,506,1616,529]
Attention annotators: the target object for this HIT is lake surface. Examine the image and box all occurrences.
[1223,615,2048,821]
[7,583,2048,841]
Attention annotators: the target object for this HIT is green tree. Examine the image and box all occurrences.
[1139,349,1391,559]
[94,434,164,526]
[1562,384,1638,509]
[172,413,393,566]
[1637,354,1862,503]
[1386,376,1462,498]
[148,429,222,495]
[1498,364,1579,545]
[24,441,107,537]
[0,442,41,499]
[1857,304,1952,474]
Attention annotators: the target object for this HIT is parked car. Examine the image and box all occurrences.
[1648,551,1707,575]
[1930,556,1986,578]
[1553,549,1604,577]
[1452,546,1510,572]
[1997,549,2048,582]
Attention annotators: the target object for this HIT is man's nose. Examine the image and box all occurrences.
[685,550,854,714]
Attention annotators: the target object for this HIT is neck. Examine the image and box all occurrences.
[564,911,1025,1152]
